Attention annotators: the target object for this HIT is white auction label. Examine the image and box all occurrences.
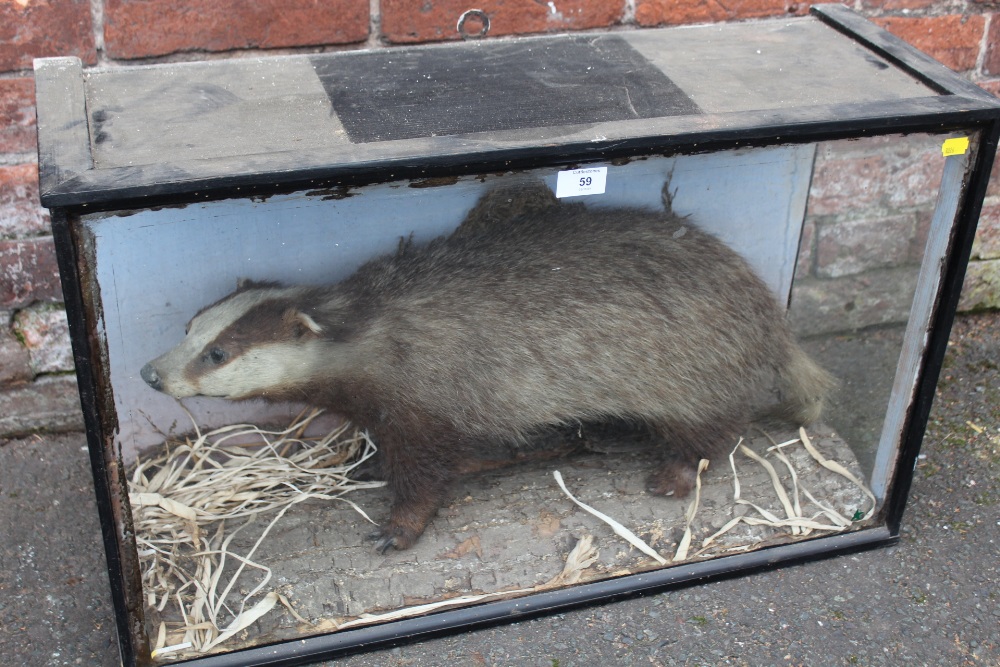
[555,166,608,198]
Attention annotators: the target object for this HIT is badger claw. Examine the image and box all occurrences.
[367,525,418,553]
[366,529,396,554]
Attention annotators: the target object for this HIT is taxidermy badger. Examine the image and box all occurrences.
[140,183,833,552]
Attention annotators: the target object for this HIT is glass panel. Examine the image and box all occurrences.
[788,132,958,496]
[78,134,957,660]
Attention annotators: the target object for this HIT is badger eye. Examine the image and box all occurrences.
[206,347,228,364]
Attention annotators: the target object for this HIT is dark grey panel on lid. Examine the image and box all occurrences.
[311,35,701,143]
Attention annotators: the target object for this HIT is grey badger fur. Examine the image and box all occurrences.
[141,183,833,552]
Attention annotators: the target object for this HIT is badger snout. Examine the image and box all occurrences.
[140,362,163,391]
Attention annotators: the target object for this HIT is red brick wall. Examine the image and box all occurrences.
[789,135,948,336]
[1,0,999,435]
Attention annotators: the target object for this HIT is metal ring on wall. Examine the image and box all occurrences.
[457,9,490,39]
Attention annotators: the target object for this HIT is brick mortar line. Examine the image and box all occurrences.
[0,153,37,167]
[80,21,682,68]
[366,0,385,49]
[975,12,991,76]
[0,231,56,242]
[90,0,106,55]
[622,0,636,26]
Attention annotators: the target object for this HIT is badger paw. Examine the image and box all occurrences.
[367,525,419,554]
[645,460,697,498]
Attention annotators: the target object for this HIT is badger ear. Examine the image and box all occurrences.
[283,308,323,338]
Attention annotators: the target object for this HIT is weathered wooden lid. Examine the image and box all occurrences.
[33,4,1000,208]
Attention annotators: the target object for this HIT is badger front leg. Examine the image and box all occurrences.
[368,426,466,553]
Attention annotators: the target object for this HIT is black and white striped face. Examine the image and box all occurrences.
[140,284,324,400]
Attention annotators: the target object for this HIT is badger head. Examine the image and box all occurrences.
[140,280,325,401]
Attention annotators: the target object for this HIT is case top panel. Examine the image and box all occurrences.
[33,8,1000,207]
[83,19,926,169]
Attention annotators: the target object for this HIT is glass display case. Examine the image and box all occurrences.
[33,6,1000,666]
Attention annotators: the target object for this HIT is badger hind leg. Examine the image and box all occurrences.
[367,426,468,553]
[646,417,746,498]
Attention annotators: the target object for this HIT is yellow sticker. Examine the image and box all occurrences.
[942,136,970,157]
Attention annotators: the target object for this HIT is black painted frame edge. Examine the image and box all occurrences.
[881,120,1000,533]
[39,97,1000,212]
[50,210,143,665]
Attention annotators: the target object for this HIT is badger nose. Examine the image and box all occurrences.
[140,363,163,391]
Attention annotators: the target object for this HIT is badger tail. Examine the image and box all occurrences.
[767,344,837,426]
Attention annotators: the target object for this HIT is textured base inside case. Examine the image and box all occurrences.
[135,417,873,660]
